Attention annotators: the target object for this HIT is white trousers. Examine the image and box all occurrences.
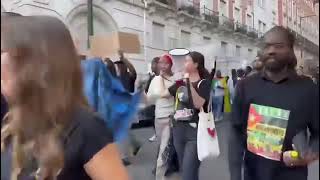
[155,117,171,180]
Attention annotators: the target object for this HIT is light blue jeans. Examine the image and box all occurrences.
[212,96,224,120]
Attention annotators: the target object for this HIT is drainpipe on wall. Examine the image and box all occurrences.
[143,0,148,63]
[87,0,94,48]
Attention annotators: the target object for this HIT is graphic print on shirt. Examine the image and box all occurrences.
[247,104,290,161]
[173,86,194,121]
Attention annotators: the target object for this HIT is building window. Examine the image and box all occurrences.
[236,45,241,56]
[258,20,267,33]
[248,49,253,57]
[247,14,253,28]
[234,7,241,23]
[220,0,227,16]
[203,36,211,43]
[181,30,191,48]
[168,38,178,50]
[258,0,265,8]
[221,41,228,55]
[258,20,263,33]
[263,23,267,33]
[152,22,165,49]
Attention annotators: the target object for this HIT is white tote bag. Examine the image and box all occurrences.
[197,95,220,161]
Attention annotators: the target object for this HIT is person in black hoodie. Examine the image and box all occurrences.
[113,51,141,166]
[114,50,137,93]
[229,26,319,180]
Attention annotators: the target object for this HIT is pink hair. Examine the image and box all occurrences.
[161,54,173,66]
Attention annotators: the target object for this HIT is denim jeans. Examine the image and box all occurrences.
[172,122,200,180]
[212,96,224,120]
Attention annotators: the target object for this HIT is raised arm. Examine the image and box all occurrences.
[119,51,137,80]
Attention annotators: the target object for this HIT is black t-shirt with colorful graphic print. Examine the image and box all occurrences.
[229,72,319,180]
[168,79,211,122]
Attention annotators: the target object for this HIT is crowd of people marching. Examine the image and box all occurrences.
[1,12,319,180]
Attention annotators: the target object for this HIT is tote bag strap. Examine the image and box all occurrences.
[196,79,213,113]
[175,91,179,111]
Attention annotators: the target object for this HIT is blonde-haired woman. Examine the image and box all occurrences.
[1,15,128,180]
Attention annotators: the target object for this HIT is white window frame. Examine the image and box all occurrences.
[152,22,165,49]
[181,30,191,48]
[236,45,241,56]
[248,48,253,57]
[220,0,227,16]
[203,36,211,42]
[247,14,253,28]
[221,41,228,55]
[258,0,265,9]
[234,7,241,23]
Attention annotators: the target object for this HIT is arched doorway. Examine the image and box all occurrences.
[66,4,118,52]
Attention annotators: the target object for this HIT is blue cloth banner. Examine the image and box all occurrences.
[81,58,141,142]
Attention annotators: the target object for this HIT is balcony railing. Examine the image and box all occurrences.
[149,0,177,8]
[155,0,169,5]
[247,27,259,39]
[202,6,219,24]
[179,5,200,16]
[178,0,200,16]
[234,22,247,34]
[121,0,144,6]
[219,15,234,30]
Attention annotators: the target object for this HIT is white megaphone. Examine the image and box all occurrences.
[168,48,190,80]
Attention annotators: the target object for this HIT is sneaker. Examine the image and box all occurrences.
[148,135,157,142]
[132,146,141,156]
[122,158,131,166]
[152,167,156,175]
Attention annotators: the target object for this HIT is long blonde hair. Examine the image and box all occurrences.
[1,16,88,180]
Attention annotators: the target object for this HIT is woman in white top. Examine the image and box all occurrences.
[146,54,175,180]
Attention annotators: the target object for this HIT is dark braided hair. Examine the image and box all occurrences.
[264,26,295,48]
